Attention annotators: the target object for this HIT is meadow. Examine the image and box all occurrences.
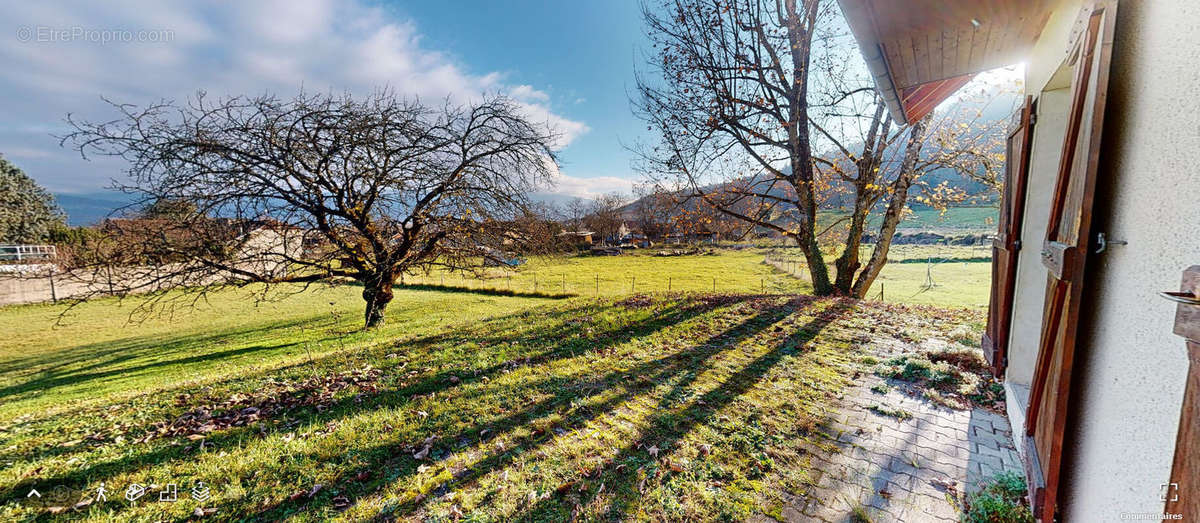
[0,247,990,521]
[421,247,991,309]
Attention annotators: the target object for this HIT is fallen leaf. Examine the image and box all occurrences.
[307,484,323,498]
[647,445,659,457]
[697,444,711,456]
[193,507,217,517]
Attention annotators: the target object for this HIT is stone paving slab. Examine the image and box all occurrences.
[768,355,1022,522]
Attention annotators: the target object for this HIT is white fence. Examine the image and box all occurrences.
[0,244,57,262]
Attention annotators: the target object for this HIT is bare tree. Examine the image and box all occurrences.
[562,197,590,231]
[63,91,558,327]
[583,193,628,243]
[634,0,1009,297]
[630,182,675,240]
[634,0,833,290]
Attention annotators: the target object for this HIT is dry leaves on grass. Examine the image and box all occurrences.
[148,366,382,442]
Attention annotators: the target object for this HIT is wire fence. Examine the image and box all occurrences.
[400,268,805,298]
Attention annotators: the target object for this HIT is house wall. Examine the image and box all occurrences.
[1058,0,1200,519]
[1010,0,1200,519]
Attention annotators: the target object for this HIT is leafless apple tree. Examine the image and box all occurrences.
[63,91,558,327]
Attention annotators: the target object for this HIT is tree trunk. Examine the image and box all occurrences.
[361,275,394,328]
[799,232,833,295]
[833,187,869,294]
[852,115,930,298]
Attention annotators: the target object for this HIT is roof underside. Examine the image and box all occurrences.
[838,0,1058,124]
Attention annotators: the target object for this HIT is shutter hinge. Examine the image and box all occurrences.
[1029,111,1037,127]
[1014,239,1023,251]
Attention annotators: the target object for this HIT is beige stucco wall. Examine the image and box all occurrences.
[1059,0,1200,519]
[1007,0,1200,520]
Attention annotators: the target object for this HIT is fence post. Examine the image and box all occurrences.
[761,277,764,294]
[534,274,538,293]
[668,276,672,292]
[595,274,599,296]
[712,277,716,292]
[631,276,635,293]
[561,274,565,294]
[48,270,57,303]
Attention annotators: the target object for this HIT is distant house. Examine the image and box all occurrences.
[665,228,717,245]
[841,1,1200,520]
[557,231,594,246]
[98,217,302,274]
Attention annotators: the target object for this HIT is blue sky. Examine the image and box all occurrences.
[0,0,652,199]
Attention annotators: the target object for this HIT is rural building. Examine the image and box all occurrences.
[557,230,594,246]
[840,0,1200,520]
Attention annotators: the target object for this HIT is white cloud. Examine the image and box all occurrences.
[510,84,550,103]
[0,0,588,191]
[539,159,634,199]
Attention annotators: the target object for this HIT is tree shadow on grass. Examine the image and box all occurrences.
[0,296,736,512]
[0,315,347,403]
[511,299,855,521]
[395,282,575,299]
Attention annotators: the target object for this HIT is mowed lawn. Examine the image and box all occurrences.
[411,248,991,309]
[0,249,988,521]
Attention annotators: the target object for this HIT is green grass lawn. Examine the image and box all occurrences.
[432,248,991,310]
[0,289,982,521]
[0,249,989,521]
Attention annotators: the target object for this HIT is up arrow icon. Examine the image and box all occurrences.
[27,489,41,498]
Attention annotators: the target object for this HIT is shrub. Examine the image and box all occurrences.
[962,471,1033,523]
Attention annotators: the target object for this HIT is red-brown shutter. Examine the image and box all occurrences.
[1165,267,1200,520]
[983,95,1035,376]
[1024,2,1117,521]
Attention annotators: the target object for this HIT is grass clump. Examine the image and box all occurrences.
[961,471,1033,523]
[868,404,913,420]
[874,346,1002,410]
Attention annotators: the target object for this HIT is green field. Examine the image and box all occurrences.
[818,206,998,233]
[0,248,990,521]
[427,248,991,309]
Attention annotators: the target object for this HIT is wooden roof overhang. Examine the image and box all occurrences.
[837,0,1059,124]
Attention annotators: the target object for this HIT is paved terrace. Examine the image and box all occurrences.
[758,342,1023,522]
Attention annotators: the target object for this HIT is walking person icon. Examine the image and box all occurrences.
[95,482,108,502]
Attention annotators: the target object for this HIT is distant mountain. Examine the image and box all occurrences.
[54,191,137,226]
[529,192,594,208]
[619,89,1018,225]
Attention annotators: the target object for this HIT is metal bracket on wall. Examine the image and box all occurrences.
[1094,232,1127,253]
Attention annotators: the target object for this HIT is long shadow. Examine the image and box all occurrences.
[223,296,805,521]
[514,298,854,520]
[0,341,313,401]
[0,314,340,387]
[0,296,735,510]
[395,282,576,299]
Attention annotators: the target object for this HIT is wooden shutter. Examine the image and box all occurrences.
[983,95,1035,376]
[1165,266,1200,520]
[1024,2,1117,521]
